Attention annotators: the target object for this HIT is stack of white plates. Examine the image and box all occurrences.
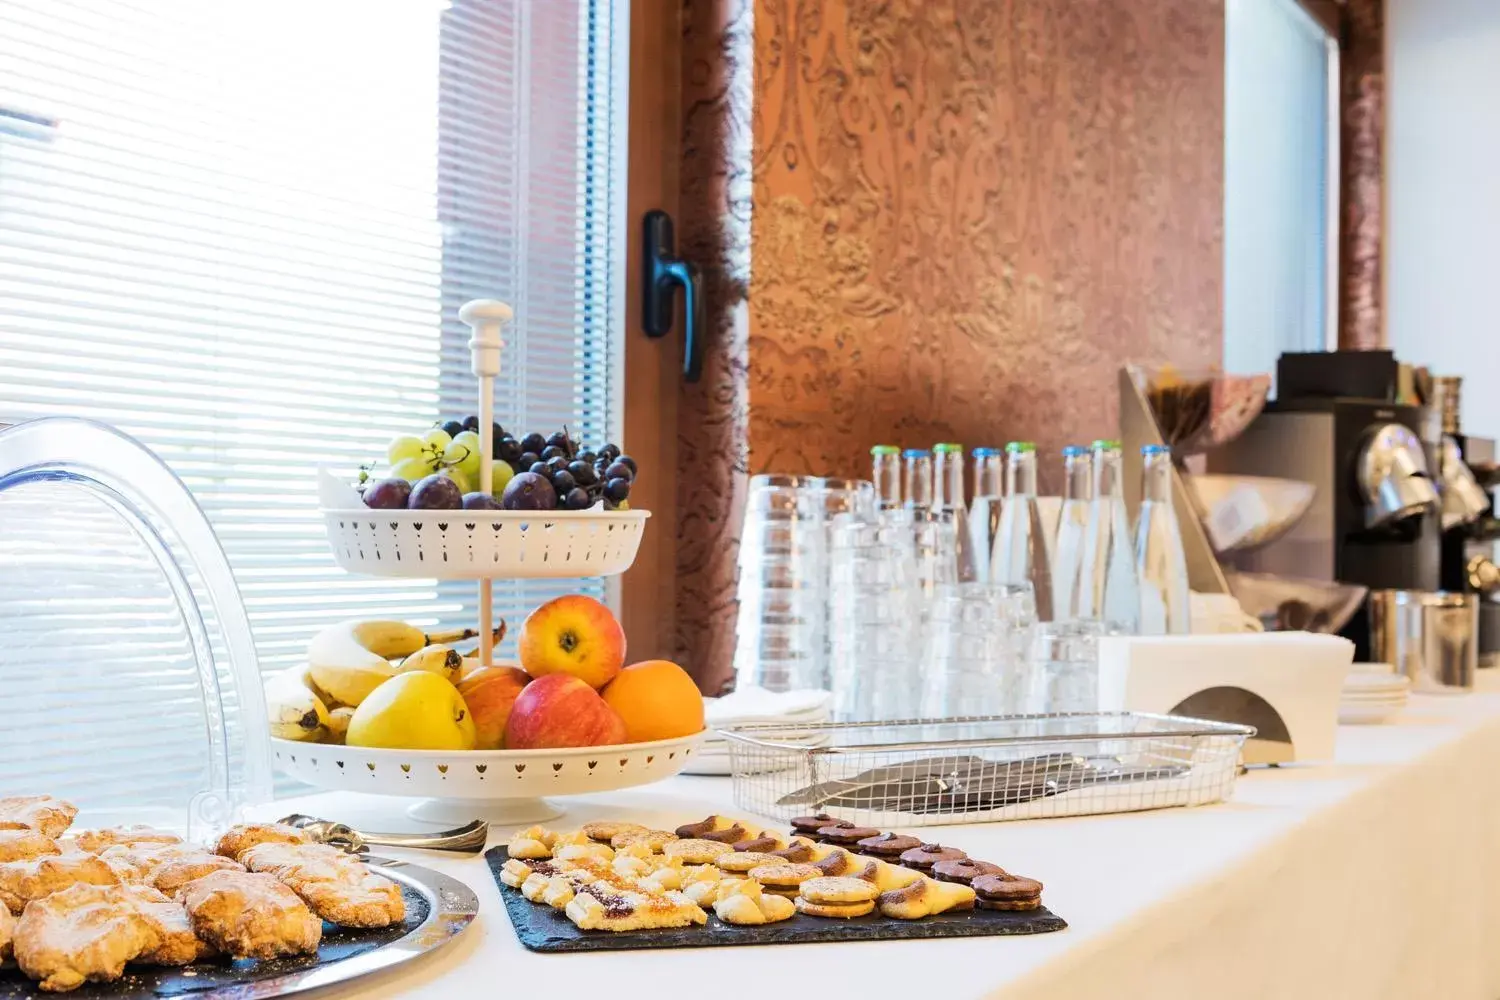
[685,687,831,776]
[1338,663,1410,725]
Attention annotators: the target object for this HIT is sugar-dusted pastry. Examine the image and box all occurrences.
[683,875,747,907]
[150,855,246,898]
[13,883,155,992]
[67,826,182,856]
[0,900,13,962]
[610,829,677,852]
[876,876,977,919]
[499,857,566,889]
[97,843,208,884]
[563,884,706,932]
[0,829,60,864]
[580,821,646,844]
[712,881,795,926]
[121,883,214,965]
[0,852,118,914]
[240,842,404,929]
[212,823,309,862]
[662,838,732,865]
[970,873,1043,911]
[180,870,321,959]
[714,851,781,874]
[0,796,78,840]
[554,842,613,863]
[505,826,555,860]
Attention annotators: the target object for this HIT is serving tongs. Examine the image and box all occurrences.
[278,814,489,855]
[776,753,1190,814]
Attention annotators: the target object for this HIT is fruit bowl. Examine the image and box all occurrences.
[318,470,649,579]
[272,731,705,824]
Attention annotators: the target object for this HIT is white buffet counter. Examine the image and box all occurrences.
[277,673,1500,1000]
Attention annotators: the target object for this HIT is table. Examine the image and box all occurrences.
[272,675,1500,1000]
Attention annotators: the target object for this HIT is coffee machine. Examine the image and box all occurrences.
[1209,351,1441,659]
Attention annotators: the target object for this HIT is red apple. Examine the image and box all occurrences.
[504,674,627,749]
[457,665,530,750]
[517,594,626,689]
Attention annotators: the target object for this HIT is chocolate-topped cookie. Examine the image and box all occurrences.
[931,859,1006,886]
[789,814,841,835]
[854,832,922,858]
[898,843,968,871]
[971,873,1043,911]
[800,819,856,842]
[815,825,882,847]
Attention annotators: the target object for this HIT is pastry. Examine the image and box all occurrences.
[97,843,215,884]
[797,876,878,905]
[0,829,60,864]
[793,896,875,919]
[898,843,968,871]
[0,796,77,840]
[13,883,156,992]
[499,857,563,888]
[613,841,658,861]
[931,859,1007,886]
[180,870,322,959]
[240,843,405,929]
[788,814,840,836]
[563,884,707,932]
[815,825,881,847]
[711,881,795,925]
[123,883,215,965]
[505,826,555,860]
[673,815,741,840]
[971,874,1043,911]
[812,850,878,882]
[746,863,819,894]
[611,828,678,851]
[150,855,246,898]
[714,851,781,874]
[662,838,732,864]
[731,834,783,853]
[870,860,925,892]
[854,832,922,858]
[554,842,614,863]
[0,852,119,914]
[67,826,182,855]
[876,876,977,920]
[769,837,817,864]
[0,900,12,962]
[212,823,310,862]
[581,821,645,844]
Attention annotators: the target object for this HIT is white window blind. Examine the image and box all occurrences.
[1224,0,1336,382]
[0,0,625,805]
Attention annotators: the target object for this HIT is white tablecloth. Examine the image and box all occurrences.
[269,674,1500,1000]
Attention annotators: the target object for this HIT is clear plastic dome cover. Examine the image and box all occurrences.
[0,418,270,837]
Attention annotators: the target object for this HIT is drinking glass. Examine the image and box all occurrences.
[828,518,917,720]
[919,582,1037,718]
[735,475,827,691]
[1026,619,1105,714]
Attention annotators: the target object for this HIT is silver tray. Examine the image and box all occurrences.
[0,856,478,1000]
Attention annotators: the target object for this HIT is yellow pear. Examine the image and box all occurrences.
[346,672,477,751]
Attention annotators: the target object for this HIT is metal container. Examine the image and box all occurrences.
[1369,589,1478,692]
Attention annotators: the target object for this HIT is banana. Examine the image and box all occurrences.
[398,644,462,683]
[308,620,428,670]
[266,666,331,742]
[308,660,394,709]
[325,707,355,745]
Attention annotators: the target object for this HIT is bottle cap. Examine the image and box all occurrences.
[972,447,1001,458]
[902,448,931,459]
[1005,441,1036,453]
[1061,445,1087,457]
[1141,443,1170,456]
[1091,439,1122,450]
[933,442,964,454]
[870,445,899,456]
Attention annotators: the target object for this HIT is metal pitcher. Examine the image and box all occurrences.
[1368,589,1478,693]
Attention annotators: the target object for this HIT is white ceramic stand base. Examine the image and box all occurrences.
[407,796,563,825]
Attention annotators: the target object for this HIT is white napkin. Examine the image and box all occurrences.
[704,686,831,727]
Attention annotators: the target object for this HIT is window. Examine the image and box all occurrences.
[0,0,625,801]
[1223,0,1338,381]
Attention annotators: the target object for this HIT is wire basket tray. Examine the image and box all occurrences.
[720,712,1253,827]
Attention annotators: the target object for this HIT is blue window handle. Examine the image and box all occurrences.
[642,210,703,382]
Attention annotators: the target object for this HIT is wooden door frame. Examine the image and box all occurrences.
[613,0,682,665]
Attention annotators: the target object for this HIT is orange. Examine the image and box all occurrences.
[600,660,704,743]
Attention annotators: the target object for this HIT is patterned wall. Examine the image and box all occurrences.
[677,0,1227,691]
[1339,0,1384,350]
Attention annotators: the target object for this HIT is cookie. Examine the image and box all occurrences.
[611,829,677,851]
[815,825,882,847]
[715,891,795,925]
[769,838,817,864]
[794,896,875,919]
[747,863,819,889]
[663,839,733,865]
[971,874,1043,910]
[798,876,878,905]
[898,843,968,871]
[732,835,783,853]
[674,816,739,840]
[805,820,856,843]
[813,850,878,881]
[931,859,1007,886]
[788,814,840,835]
[877,877,977,919]
[715,851,782,873]
[854,832,922,858]
[581,821,645,843]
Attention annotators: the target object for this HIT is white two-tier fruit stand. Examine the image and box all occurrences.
[278,300,701,824]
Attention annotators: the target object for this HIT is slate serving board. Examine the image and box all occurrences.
[486,847,1066,953]
[0,886,429,1000]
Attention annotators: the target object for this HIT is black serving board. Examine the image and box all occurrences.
[0,886,428,999]
[485,848,1065,953]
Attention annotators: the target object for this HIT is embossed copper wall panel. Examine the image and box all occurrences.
[677,0,1227,692]
[1339,0,1384,350]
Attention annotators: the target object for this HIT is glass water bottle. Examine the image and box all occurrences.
[1079,440,1139,631]
[1051,446,1091,621]
[968,447,1004,584]
[901,448,933,518]
[933,443,976,582]
[1134,444,1190,634]
[871,445,901,512]
[990,442,1054,621]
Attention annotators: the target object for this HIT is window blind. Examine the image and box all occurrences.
[0,0,625,802]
